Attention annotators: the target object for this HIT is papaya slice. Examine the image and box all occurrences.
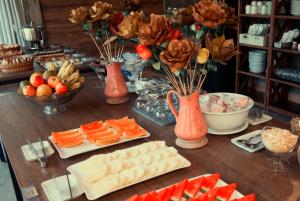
[52,129,84,148]
[123,128,147,138]
[80,121,104,133]
[88,132,121,145]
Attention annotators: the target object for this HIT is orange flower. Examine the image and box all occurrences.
[192,0,227,29]
[69,7,88,24]
[160,39,196,72]
[117,11,144,39]
[138,14,169,46]
[89,1,112,22]
[205,34,237,64]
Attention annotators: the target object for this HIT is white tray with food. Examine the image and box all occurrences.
[67,141,191,200]
[49,117,151,159]
[125,173,253,201]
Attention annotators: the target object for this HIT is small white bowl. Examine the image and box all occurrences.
[200,93,254,131]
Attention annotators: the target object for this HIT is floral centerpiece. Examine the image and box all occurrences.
[68,0,237,146]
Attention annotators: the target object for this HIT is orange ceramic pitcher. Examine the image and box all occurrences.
[167,90,208,149]
[105,62,129,104]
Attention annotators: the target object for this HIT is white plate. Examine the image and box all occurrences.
[67,141,191,200]
[231,130,264,153]
[21,141,54,161]
[49,131,150,159]
[208,121,249,135]
[41,174,84,201]
[247,113,272,126]
[157,174,244,199]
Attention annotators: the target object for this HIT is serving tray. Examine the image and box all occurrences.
[67,141,191,200]
[48,130,150,159]
[156,174,244,199]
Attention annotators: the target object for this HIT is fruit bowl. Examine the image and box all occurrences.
[17,84,83,114]
[200,93,254,131]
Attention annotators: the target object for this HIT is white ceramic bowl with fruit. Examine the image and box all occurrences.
[200,93,254,132]
[18,60,84,114]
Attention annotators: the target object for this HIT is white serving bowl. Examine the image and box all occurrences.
[200,93,254,131]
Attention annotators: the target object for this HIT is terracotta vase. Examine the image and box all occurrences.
[167,90,208,149]
[105,62,129,104]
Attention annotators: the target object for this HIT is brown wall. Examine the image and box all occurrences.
[39,0,164,56]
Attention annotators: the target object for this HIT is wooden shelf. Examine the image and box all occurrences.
[275,15,300,20]
[273,47,300,55]
[239,43,269,50]
[240,14,271,19]
[270,78,300,89]
[236,0,300,117]
[268,102,300,116]
[237,70,266,80]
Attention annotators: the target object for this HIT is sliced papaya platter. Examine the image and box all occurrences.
[50,116,149,150]
[125,174,255,201]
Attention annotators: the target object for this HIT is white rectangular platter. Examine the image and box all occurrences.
[41,174,84,201]
[49,131,150,159]
[67,141,191,200]
[156,174,244,200]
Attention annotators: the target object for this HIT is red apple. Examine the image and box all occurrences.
[138,48,152,60]
[30,73,44,87]
[47,76,60,89]
[136,44,147,54]
[55,82,68,95]
[22,85,36,96]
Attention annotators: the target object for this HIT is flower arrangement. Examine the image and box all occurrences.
[68,0,237,93]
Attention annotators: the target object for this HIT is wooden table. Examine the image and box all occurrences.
[0,78,300,201]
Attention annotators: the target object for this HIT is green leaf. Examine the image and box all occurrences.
[82,22,92,32]
[152,61,161,70]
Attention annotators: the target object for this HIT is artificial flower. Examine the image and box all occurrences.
[69,7,88,24]
[172,6,194,25]
[205,34,237,65]
[192,0,227,29]
[89,1,112,22]
[197,48,210,64]
[117,11,144,39]
[160,39,196,72]
[138,14,169,46]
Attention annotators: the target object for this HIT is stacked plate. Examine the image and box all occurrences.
[291,0,300,15]
[248,50,267,73]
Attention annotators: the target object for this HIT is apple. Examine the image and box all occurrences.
[55,82,68,95]
[30,73,44,87]
[138,48,152,60]
[36,84,52,97]
[136,44,147,54]
[22,85,36,96]
[47,76,60,89]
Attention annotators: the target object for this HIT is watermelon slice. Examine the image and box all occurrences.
[140,191,158,201]
[157,185,175,201]
[190,193,208,201]
[125,195,141,201]
[215,183,237,201]
[199,173,220,193]
[231,194,256,201]
[170,179,188,201]
[183,177,204,199]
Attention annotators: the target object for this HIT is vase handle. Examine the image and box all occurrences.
[167,90,179,121]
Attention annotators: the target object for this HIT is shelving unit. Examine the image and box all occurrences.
[236,0,300,116]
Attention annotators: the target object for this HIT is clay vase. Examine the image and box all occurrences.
[167,90,208,149]
[105,62,129,104]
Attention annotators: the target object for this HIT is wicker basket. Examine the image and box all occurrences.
[0,44,22,59]
[0,56,33,73]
